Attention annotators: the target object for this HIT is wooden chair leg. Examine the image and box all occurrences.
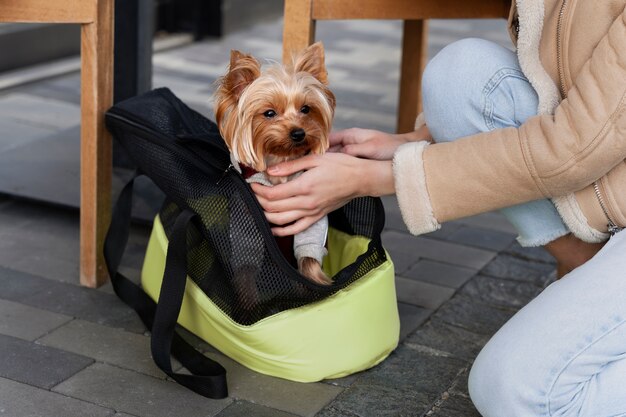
[283,0,316,63]
[80,0,114,288]
[397,19,429,133]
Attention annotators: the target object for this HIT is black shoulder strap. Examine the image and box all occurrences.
[104,174,228,399]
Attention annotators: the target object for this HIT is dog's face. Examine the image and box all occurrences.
[214,42,336,172]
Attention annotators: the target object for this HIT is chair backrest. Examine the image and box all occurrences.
[0,0,99,24]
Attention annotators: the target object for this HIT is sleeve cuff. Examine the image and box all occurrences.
[552,194,609,243]
[392,141,441,235]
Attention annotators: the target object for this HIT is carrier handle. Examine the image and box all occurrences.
[104,174,228,399]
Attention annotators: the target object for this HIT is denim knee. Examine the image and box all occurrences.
[468,337,539,417]
[421,38,536,142]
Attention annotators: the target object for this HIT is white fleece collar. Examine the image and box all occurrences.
[515,0,561,115]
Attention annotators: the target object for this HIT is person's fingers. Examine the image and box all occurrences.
[266,154,320,177]
[329,130,347,146]
[264,209,314,226]
[328,144,344,153]
[271,216,320,236]
[250,182,305,203]
[255,192,318,214]
[342,142,373,158]
[329,128,366,146]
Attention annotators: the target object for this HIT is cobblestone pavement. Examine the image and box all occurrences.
[0,15,557,417]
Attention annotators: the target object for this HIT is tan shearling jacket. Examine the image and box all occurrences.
[393,0,626,243]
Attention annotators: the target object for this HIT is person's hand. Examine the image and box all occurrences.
[329,125,432,160]
[251,152,394,236]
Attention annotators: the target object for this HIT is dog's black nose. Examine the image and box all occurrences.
[290,128,306,142]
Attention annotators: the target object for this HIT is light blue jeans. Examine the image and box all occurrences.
[422,38,569,247]
[422,38,626,416]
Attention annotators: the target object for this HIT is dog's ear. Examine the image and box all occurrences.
[293,42,329,85]
[223,50,261,101]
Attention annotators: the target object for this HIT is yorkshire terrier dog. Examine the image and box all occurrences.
[214,42,336,286]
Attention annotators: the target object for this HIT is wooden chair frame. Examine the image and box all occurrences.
[0,0,114,287]
[283,0,510,133]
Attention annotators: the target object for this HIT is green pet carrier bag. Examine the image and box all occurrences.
[104,88,399,399]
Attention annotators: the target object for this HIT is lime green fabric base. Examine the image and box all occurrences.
[141,215,399,382]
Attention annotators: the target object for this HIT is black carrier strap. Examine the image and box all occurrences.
[104,174,228,399]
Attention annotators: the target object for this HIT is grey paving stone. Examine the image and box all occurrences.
[120,222,152,265]
[424,222,465,240]
[395,277,455,310]
[0,334,93,389]
[480,254,555,287]
[203,351,343,417]
[53,363,231,417]
[0,129,160,222]
[22,284,145,333]
[430,295,515,336]
[403,259,476,289]
[385,247,420,275]
[39,72,81,96]
[0,377,115,417]
[446,226,516,252]
[326,383,432,417]
[356,345,466,397]
[9,81,81,106]
[313,407,360,417]
[323,373,359,389]
[0,298,71,341]
[37,319,172,379]
[397,302,432,341]
[215,400,299,417]
[427,370,480,416]
[0,116,53,152]
[383,230,497,270]
[0,231,78,284]
[0,173,80,284]
[153,71,215,109]
[429,394,481,417]
[0,93,80,129]
[455,212,517,235]
[98,265,142,293]
[0,194,76,225]
[381,195,407,232]
[458,275,543,309]
[0,126,80,209]
[0,266,144,333]
[175,326,220,354]
[505,241,557,264]
[448,369,470,397]
[404,320,489,362]
[0,265,53,301]
[329,88,396,115]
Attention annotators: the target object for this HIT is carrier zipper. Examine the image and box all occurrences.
[556,0,568,98]
[592,181,623,235]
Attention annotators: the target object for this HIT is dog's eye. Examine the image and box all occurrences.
[300,105,310,114]
[263,110,277,118]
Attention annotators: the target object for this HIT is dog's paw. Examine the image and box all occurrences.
[298,257,332,285]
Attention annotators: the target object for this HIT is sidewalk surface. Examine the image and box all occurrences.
[0,15,557,417]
